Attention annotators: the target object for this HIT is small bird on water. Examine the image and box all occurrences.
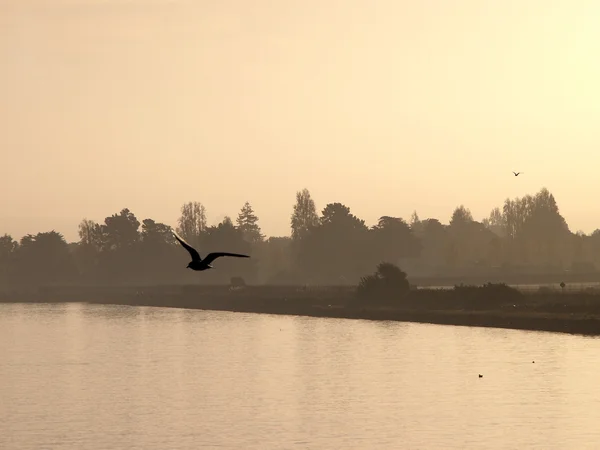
[173,232,250,271]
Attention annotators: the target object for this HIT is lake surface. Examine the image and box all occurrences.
[1,303,600,449]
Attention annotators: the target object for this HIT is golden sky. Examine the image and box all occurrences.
[2,0,600,241]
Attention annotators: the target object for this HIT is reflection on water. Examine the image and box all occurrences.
[1,302,600,449]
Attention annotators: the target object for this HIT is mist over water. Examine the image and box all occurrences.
[2,303,600,449]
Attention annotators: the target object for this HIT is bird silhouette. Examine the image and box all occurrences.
[513,171,522,176]
[173,232,249,271]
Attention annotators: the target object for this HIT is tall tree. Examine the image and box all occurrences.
[409,210,422,234]
[482,207,505,237]
[75,219,103,282]
[236,201,264,244]
[503,195,533,242]
[448,205,475,267]
[176,201,207,246]
[500,188,569,265]
[521,188,569,266]
[290,188,319,240]
[78,219,102,247]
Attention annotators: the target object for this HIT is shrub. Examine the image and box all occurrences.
[356,262,410,302]
[452,282,522,309]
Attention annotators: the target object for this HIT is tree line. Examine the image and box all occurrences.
[2,187,600,289]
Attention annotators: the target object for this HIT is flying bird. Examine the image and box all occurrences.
[512,171,522,176]
[173,232,249,271]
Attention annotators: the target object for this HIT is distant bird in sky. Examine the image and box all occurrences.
[512,171,522,176]
[173,232,249,271]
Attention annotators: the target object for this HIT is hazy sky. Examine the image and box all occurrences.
[2,0,600,242]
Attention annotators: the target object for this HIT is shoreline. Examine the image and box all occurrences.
[2,285,600,336]
[87,299,600,336]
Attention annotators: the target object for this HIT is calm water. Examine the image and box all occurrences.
[1,303,600,449]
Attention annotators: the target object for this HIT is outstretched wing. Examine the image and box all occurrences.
[173,232,201,261]
[203,252,250,265]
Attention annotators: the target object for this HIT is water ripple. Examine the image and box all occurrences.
[1,303,600,449]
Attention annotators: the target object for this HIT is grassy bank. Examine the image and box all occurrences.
[2,284,600,336]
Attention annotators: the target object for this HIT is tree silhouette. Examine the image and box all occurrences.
[141,219,175,246]
[0,234,17,288]
[296,202,370,283]
[450,205,473,227]
[102,208,140,250]
[11,231,77,286]
[2,185,597,286]
[409,210,421,233]
[91,208,142,282]
[588,230,600,269]
[371,216,421,263]
[414,218,449,274]
[78,219,102,247]
[74,219,103,282]
[138,218,179,283]
[448,206,494,268]
[191,216,255,283]
[520,188,570,266]
[290,188,319,240]
[499,188,570,266]
[176,201,207,247]
[356,262,410,302]
[236,201,264,244]
[482,207,505,237]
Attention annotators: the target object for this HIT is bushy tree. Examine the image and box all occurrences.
[371,216,421,263]
[501,188,570,266]
[102,208,140,250]
[356,262,410,302]
[295,202,371,283]
[0,234,17,288]
[11,231,78,286]
[138,218,179,283]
